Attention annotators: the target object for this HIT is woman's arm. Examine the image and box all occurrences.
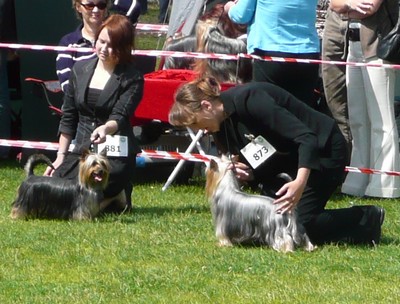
[43,133,72,176]
[107,67,144,133]
[273,167,310,214]
[90,120,118,144]
[330,0,383,19]
[224,0,257,25]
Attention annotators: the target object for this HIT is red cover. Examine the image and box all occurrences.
[131,69,235,125]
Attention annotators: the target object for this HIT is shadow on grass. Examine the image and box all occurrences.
[100,204,210,224]
[0,159,23,169]
[380,235,400,246]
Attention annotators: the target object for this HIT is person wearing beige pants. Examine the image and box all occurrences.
[341,25,400,198]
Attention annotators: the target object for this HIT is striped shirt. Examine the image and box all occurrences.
[55,25,96,92]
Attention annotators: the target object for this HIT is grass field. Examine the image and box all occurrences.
[1,158,400,303]
[1,2,400,304]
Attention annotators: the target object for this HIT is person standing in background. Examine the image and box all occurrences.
[138,0,147,14]
[56,0,140,93]
[56,0,110,93]
[321,7,352,164]
[224,0,321,108]
[331,0,400,198]
[158,0,169,24]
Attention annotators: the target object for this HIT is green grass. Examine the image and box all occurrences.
[1,3,400,303]
[1,157,400,303]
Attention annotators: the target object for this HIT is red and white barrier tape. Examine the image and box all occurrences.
[0,139,60,151]
[136,23,168,32]
[139,150,216,163]
[344,166,400,177]
[2,139,400,176]
[0,139,215,163]
[2,42,400,69]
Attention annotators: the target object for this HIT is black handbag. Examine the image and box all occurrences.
[377,2,400,63]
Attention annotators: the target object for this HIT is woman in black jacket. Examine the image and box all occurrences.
[45,14,144,211]
[169,77,384,246]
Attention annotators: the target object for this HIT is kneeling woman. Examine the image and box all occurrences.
[45,15,144,211]
[169,77,384,245]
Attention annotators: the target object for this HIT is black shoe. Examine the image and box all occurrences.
[361,205,385,245]
[371,206,385,245]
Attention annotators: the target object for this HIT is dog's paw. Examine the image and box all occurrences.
[218,238,233,247]
[304,242,317,252]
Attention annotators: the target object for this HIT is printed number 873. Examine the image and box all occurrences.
[253,146,268,161]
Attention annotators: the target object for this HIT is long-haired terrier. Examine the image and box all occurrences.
[205,155,315,253]
[10,150,110,220]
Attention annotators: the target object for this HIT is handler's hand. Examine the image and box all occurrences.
[227,161,254,182]
[90,125,107,144]
[224,1,237,13]
[348,0,374,14]
[273,179,306,214]
[43,155,64,177]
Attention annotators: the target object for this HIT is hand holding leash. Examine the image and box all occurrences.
[227,160,254,181]
[91,126,107,144]
[91,121,119,144]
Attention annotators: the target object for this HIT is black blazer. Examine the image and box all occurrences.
[59,58,144,155]
[216,82,338,172]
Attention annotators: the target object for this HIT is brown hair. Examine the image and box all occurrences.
[95,14,135,64]
[169,77,221,127]
[199,4,246,39]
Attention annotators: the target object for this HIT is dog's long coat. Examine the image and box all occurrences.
[206,157,315,252]
[11,152,110,220]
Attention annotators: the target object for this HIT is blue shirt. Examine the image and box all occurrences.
[228,0,320,54]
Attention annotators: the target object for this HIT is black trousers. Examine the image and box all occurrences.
[259,125,373,245]
[252,50,320,108]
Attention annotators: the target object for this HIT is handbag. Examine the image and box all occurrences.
[377,2,400,63]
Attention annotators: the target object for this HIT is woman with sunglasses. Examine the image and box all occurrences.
[46,14,144,212]
[56,0,140,92]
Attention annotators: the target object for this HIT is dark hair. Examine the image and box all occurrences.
[95,14,135,64]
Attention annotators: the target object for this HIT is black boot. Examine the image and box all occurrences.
[344,205,385,245]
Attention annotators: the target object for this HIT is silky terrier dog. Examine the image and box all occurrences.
[11,150,110,220]
[205,155,315,253]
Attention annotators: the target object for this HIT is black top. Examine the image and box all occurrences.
[215,82,337,171]
[59,58,144,155]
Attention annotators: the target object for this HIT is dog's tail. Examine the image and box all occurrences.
[24,154,55,176]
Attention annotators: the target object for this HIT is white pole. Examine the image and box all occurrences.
[161,129,204,191]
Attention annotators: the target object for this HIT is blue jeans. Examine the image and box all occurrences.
[0,49,11,158]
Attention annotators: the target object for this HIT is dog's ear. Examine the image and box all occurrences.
[81,149,90,160]
[99,148,108,157]
[209,159,219,172]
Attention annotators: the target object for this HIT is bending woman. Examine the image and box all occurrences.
[169,77,385,245]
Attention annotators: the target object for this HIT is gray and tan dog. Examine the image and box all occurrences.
[205,155,315,253]
[11,151,110,220]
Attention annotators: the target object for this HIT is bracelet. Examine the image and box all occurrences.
[57,151,67,155]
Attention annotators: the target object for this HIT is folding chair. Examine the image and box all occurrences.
[25,77,63,116]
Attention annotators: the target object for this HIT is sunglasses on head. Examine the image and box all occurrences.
[80,2,107,10]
